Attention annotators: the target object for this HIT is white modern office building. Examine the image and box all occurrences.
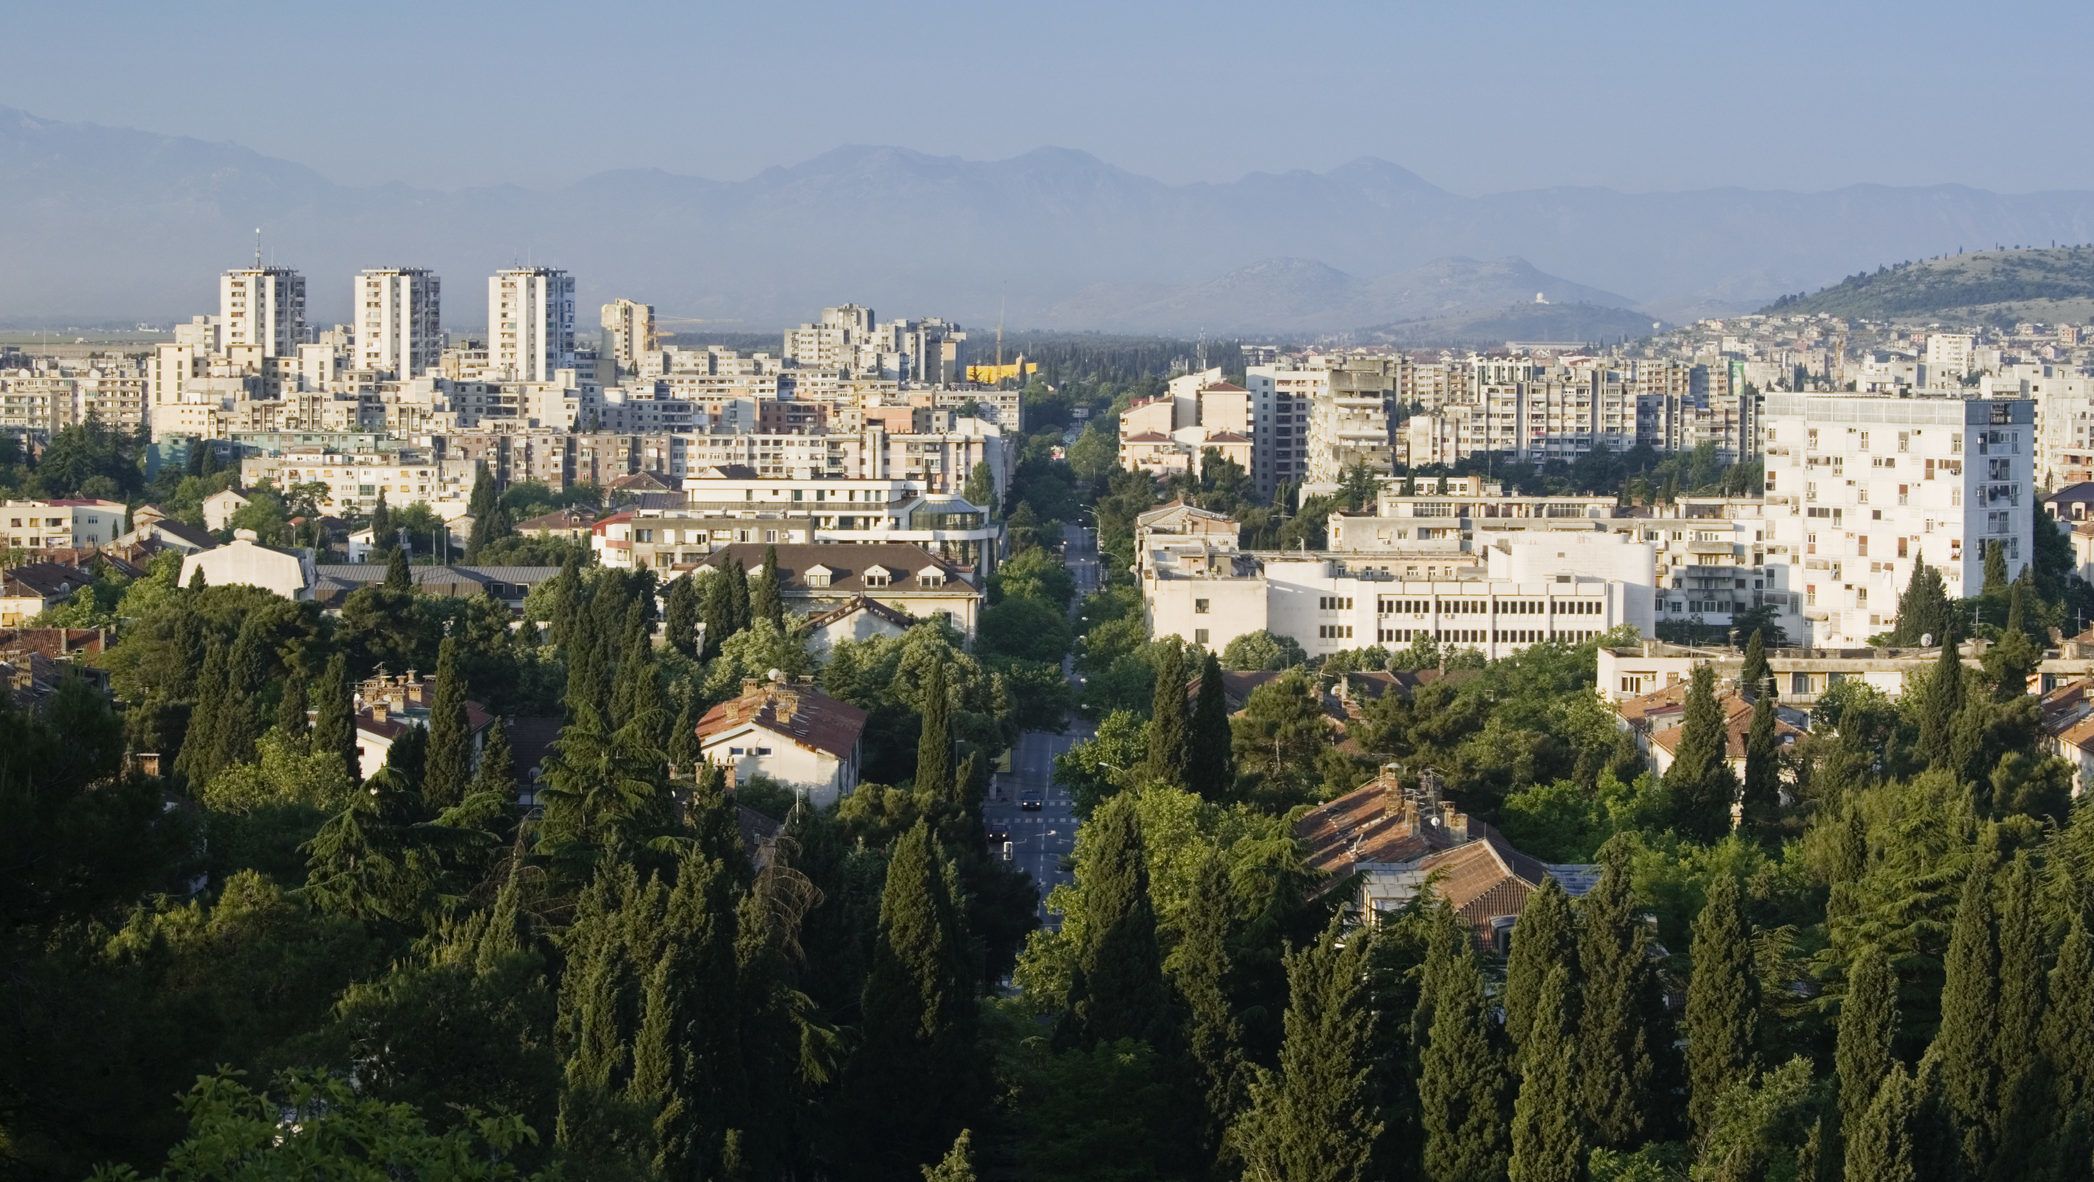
[219,266,306,359]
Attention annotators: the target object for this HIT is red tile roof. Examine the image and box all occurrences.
[697,679,868,760]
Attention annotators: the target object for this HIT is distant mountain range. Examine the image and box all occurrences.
[6,104,2094,337]
[1763,245,2094,325]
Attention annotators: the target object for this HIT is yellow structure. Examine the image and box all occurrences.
[965,359,1037,384]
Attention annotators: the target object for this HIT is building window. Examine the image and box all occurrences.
[1194,628,1210,645]
[1194,598,1210,614]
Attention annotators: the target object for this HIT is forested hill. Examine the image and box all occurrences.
[1762,245,2094,323]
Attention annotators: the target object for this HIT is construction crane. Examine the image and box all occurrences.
[646,316,742,350]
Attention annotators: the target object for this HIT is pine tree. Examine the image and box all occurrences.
[851,821,976,1176]
[1066,793,1171,1048]
[915,660,954,796]
[1508,965,1584,1182]
[922,1130,976,1182]
[422,635,473,809]
[1843,1064,1921,1182]
[1170,851,1246,1165]
[1229,924,1381,1182]
[1740,628,1772,699]
[1891,557,1950,646]
[385,545,412,592]
[1918,638,1964,771]
[1187,651,1235,799]
[2044,915,2094,1118]
[1932,859,2001,1175]
[1739,691,1781,842]
[1146,643,1192,789]
[1836,947,1898,1140]
[1686,874,1760,1141]
[1418,916,1511,1182]
[751,544,785,627]
[1503,876,1578,1057]
[313,650,361,783]
[663,575,700,659]
[1666,664,1738,842]
[273,664,310,748]
[1577,842,1666,1149]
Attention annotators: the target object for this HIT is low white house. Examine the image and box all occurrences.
[696,675,868,808]
[354,671,496,780]
[200,488,252,533]
[178,531,319,600]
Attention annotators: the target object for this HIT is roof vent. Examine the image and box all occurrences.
[234,528,259,542]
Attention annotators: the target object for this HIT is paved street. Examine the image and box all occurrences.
[982,523,1100,929]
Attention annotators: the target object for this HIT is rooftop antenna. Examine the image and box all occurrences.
[995,296,1006,369]
[253,227,263,268]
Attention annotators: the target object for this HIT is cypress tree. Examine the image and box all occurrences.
[668,692,699,779]
[751,544,785,627]
[1576,842,1665,1149]
[851,821,976,1177]
[545,552,584,649]
[700,566,735,659]
[176,637,229,785]
[273,662,310,748]
[1843,1064,1921,1182]
[1988,577,2040,700]
[1686,874,1760,1141]
[1740,627,1771,699]
[313,650,361,783]
[385,545,412,591]
[1931,859,2001,1175]
[1739,691,1781,843]
[423,634,473,809]
[663,574,700,659]
[471,718,515,801]
[1146,643,1193,790]
[1170,851,1246,1165]
[1229,923,1381,1182]
[1892,557,1949,646]
[610,627,664,753]
[1990,852,2044,1178]
[2044,915,2094,1118]
[1918,638,1964,771]
[915,660,953,797]
[1982,538,2008,595]
[1187,651,1235,798]
[1066,793,1171,1048]
[1503,876,1578,1056]
[217,617,273,767]
[633,849,744,1178]
[1665,664,1738,842]
[565,619,613,720]
[1508,965,1584,1182]
[1418,916,1511,1182]
[1836,947,1899,1140]
[464,463,499,561]
[725,555,751,635]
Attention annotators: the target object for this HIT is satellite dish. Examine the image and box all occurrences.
[1921,632,1935,647]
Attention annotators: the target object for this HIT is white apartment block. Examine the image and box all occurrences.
[601,298,654,377]
[354,268,442,378]
[1118,375,1253,481]
[220,267,306,358]
[1762,393,2033,647]
[1923,333,1975,384]
[1305,357,1403,486]
[1141,528,1654,660]
[0,365,150,434]
[1245,364,1317,498]
[241,446,477,515]
[488,268,577,382]
[0,499,127,551]
[783,304,875,372]
[596,476,1000,572]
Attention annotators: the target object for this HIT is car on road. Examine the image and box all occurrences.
[985,823,1010,845]
[1020,789,1043,811]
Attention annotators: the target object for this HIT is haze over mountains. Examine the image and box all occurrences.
[6,103,2094,336]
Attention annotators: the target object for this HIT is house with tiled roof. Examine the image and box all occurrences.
[2041,677,2094,795]
[353,671,498,781]
[1293,765,1596,947]
[696,674,868,808]
[514,508,598,540]
[1617,681,1806,783]
[0,562,92,626]
[180,532,318,600]
[689,542,982,636]
[804,594,919,655]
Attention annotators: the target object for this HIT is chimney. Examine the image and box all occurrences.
[370,702,388,725]
[1441,803,1469,843]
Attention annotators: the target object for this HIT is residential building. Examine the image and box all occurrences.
[688,541,983,636]
[354,267,442,378]
[0,563,90,626]
[1245,364,1319,498]
[601,298,654,377]
[487,268,577,382]
[1761,393,2033,647]
[353,670,495,781]
[696,675,868,808]
[220,266,306,358]
[1596,638,1969,706]
[0,499,127,551]
[804,595,918,656]
[200,488,251,533]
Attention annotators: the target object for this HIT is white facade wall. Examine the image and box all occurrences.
[1246,365,1319,498]
[355,268,442,378]
[1762,394,2033,647]
[220,267,306,359]
[488,269,576,382]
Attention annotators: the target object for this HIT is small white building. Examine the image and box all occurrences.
[178,531,318,600]
[354,671,495,781]
[200,488,252,533]
[0,498,127,551]
[696,676,868,808]
[803,595,917,656]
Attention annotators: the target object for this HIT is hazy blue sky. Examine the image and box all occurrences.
[7,0,2090,194]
